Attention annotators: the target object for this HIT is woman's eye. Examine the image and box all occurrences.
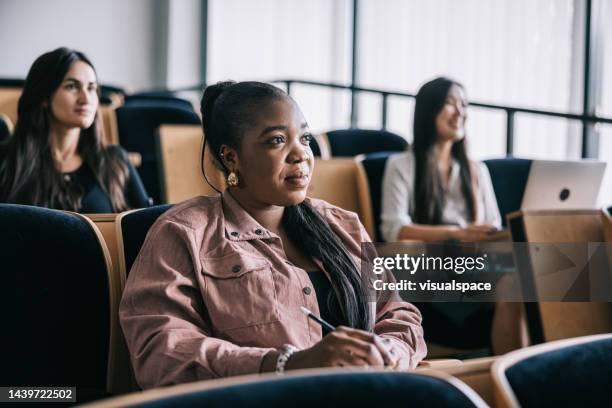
[301,134,313,144]
[66,83,77,90]
[268,136,285,145]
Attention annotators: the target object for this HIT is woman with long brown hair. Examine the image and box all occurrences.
[0,47,149,212]
[381,77,501,243]
[381,77,525,355]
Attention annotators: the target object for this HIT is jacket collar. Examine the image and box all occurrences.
[221,190,279,241]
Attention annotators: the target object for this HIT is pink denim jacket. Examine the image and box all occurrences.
[119,192,426,389]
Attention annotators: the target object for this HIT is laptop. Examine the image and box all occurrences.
[521,159,606,210]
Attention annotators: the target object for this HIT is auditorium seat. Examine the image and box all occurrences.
[0,112,13,142]
[483,158,532,226]
[124,95,195,112]
[100,85,126,107]
[116,104,201,204]
[507,209,612,344]
[308,158,375,239]
[0,84,21,124]
[356,151,394,241]
[78,368,488,408]
[0,204,117,403]
[321,128,408,157]
[117,205,173,279]
[84,213,135,394]
[157,124,225,203]
[492,334,612,408]
[432,357,497,407]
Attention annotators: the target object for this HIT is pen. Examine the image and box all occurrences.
[300,306,336,332]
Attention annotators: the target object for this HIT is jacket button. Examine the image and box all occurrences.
[230,231,239,237]
[303,287,312,295]
[232,265,241,273]
[255,228,263,235]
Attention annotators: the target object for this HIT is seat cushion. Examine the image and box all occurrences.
[132,372,480,408]
[506,337,612,408]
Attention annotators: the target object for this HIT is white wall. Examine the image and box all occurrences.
[0,0,201,92]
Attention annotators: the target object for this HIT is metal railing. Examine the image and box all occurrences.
[274,78,612,158]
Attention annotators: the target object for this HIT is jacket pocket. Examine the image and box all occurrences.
[201,252,279,332]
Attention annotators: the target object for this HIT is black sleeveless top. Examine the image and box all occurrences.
[307,271,345,335]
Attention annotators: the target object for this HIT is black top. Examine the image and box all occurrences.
[307,271,345,335]
[61,145,150,213]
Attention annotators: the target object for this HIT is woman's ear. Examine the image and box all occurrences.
[219,144,239,172]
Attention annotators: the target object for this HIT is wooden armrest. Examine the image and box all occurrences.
[128,152,142,168]
[418,359,463,369]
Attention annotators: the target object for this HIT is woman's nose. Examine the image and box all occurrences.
[78,87,92,104]
[288,141,309,163]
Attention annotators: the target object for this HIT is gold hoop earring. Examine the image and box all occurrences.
[227,171,239,187]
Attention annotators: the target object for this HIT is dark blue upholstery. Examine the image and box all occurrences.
[506,337,612,408]
[483,158,532,226]
[121,205,172,275]
[0,204,111,403]
[310,136,322,157]
[124,96,194,112]
[116,105,201,204]
[326,129,408,157]
[129,372,481,408]
[359,151,394,241]
[0,78,25,87]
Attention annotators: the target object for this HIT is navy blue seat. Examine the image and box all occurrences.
[89,371,486,408]
[116,105,201,204]
[484,158,532,226]
[0,204,112,403]
[119,205,172,277]
[325,128,408,157]
[358,151,395,241]
[124,95,194,112]
[100,84,126,105]
[310,136,323,157]
[0,78,25,87]
[500,335,612,408]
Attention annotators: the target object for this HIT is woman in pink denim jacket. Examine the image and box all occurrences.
[119,81,426,389]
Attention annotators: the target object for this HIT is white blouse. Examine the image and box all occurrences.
[380,151,502,242]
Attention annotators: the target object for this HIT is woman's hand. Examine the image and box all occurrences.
[452,224,498,242]
[285,326,399,370]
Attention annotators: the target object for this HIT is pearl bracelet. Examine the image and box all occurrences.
[275,344,298,375]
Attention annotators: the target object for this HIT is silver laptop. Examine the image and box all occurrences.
[521,159,606,210]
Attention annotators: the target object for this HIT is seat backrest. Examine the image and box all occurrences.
[0,86,21,124]
[79,369,488,408]
[483,158,532,226]
[124,96,194,112]
[492,334,612,408]
[356,151,394,241]
[117,205,173,279]
[0,112,13,142]
[0,204,114,402]
[435,357,497,408]
[116,104,201,204]
[307,158,375,239]
[324,128,408,157]
[507,209,612,344]
[157,124,225,203]
[85,213,136,394]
